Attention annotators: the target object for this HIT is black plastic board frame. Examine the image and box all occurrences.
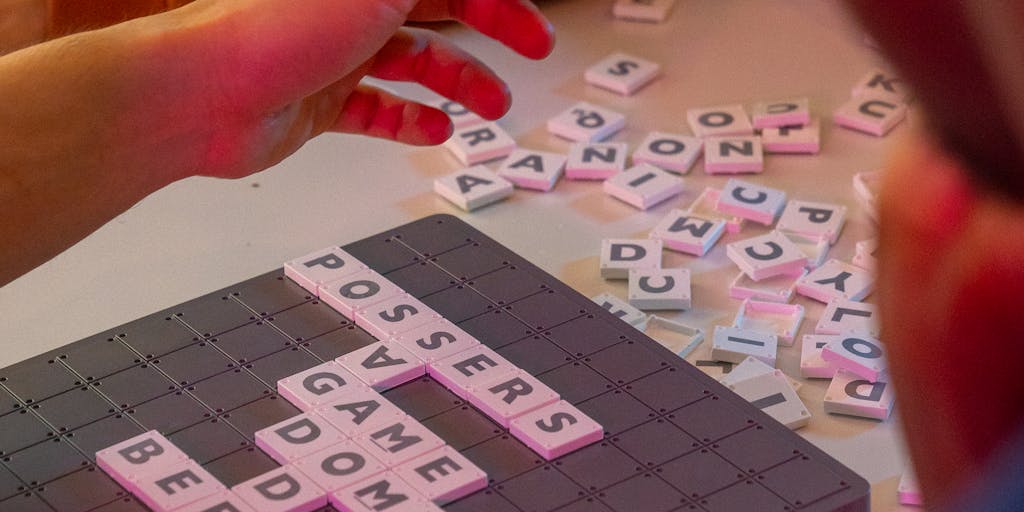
[0,214,869,512]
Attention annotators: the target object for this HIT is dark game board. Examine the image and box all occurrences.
[0,214,869,511]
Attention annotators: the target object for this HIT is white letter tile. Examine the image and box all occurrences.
[816,298,879,336]
[632,132,703,175]
[336,341,427,391]
[824,369,894,420]
[434,165,514,212]
[466,370,560,428]
[728,370,809,430]
[135,461,225,512]
[509,400,603,460]
[687,104,754,138]
[650,210,725,257]
[292,440,388,494]
[761,118,821,154]
[603,164,684,210]
[716,179,786,225]
[547,101,626,142]
[284,247,366,296]
[496,149,567,192]
[751,97,810,129]
[443,122,516,166]
[796,259,873,303]
[821,334,887,382]
[254,413,346,464]
[710,325,778,366]
[584,52,661,96]
[591,292,649,329]
[726,231,808,281]
[628,267,691,310]
[232,466,327,512]
[318,269,403,320]
[703,136,764,174]
[392,446,488,504]
[390,318,480,365]
[428,345,518,399]
[277,361,367,412]
[776,200,846,245]
[600,238,663,279]
[354,294,440,340]
[314,387,406,437]
[566,142,628,180]
[833,93,907,137]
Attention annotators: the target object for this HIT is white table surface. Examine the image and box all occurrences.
[0,1,917,510]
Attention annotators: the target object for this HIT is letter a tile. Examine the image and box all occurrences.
[434,165,514,212]
[336,341,427,391]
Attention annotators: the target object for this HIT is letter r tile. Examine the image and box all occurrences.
[443,122,516,166]
[467,370,560,428]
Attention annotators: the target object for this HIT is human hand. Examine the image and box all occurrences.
[877,130,1024,507]
[120,0,555,182]
[0,0,553,286]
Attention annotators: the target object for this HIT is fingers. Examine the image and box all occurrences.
[408,0,555,59]
[368,28,510,120]
[324,26,511,144]
[876,133,1016,506]
[331,84,453,145]
[163,0,419,110]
